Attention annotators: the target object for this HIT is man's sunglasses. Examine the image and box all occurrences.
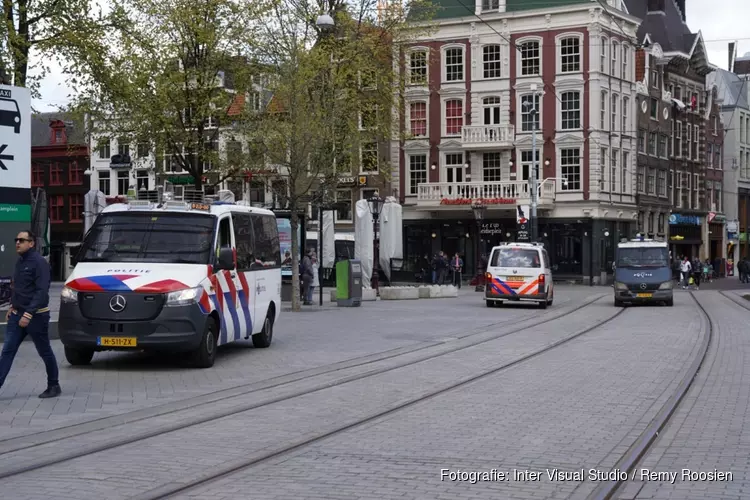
[14,238,32,243]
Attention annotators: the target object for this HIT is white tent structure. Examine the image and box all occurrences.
[353,199,374,288]
[354,197,403,287]
[321,210,335,268]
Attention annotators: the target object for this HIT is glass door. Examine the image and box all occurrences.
[444,153,464,196]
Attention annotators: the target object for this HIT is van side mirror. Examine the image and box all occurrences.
[216,247,235,271]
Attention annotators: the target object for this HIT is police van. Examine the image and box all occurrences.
[484,242,554,308]
[59,199,282,368]
[613,237,673,307]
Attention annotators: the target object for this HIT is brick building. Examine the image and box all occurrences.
[30,113,90,280]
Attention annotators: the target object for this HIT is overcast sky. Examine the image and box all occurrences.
[29,0,750,112]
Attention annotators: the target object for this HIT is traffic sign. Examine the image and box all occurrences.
[0,84,30,189]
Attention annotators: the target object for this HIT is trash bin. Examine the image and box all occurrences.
[281,279,293,302]
[336,259,362,307]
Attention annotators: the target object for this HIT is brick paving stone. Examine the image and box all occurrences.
[0,287,585,440]
[614,291,750,500]
[165,292,704,500]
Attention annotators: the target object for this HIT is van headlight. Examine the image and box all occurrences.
[61,286,78,304]
[165,287,202,307]
[614,282,627,290]
[659,281,673,290]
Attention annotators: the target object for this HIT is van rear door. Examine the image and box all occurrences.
[487,247,542,296]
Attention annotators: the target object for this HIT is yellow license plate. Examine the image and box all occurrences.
[506,276,525,282]
[636,293,652,298]
[97,337,138,347]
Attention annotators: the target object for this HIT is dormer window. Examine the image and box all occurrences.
[54,129,63,143]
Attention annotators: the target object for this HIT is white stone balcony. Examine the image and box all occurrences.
[461,125,515,149]
[416,179,556,209]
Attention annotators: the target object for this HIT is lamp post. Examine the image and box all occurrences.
[367,192,385,293]
[471,200,487,291]
[523,84,544,243]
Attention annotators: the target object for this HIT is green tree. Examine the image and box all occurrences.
[65,0,269,190]
[247,0,434,311]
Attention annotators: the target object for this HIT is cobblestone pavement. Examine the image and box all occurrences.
[0,291,703,499]
[613,291,750,500]
[158,290,706,500]
[0,286,588,440]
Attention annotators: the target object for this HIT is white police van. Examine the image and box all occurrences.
[59,199,282,368]
[484,242,554,308]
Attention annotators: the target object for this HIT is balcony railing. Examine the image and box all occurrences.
[416,179,556,207]
[461,125,515,148]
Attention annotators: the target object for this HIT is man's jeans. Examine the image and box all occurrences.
[0,311,59,388]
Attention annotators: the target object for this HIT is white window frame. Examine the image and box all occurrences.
[600,36,608,73]
[621,44,629,81]
[359,141,378,174]
[482,44,502,79]
[442,44,465,83]
[556,33,582,74]
[621,151,629,194]
[359,104,378,130]
[407,153,428,196]
[610,93,618,133]
[334,189,353,222]
[442,152,465,183]
[360,188,378,200]
[408,48,429,85]
[559,147,581,191]
[519,149,539,181]
[600,90,607,130]
[610,148,618,192]
[622,96,629,134]
[482,96,502,125]
[443,97,464,137]
[600,147,608,192]
[518,93,541,132]
[611,41,619,78]
[407,100,428,138]
[559,90,581,130]
[517,37,542,77]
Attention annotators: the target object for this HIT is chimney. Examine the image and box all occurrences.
[674,0,686,21]
[728,42,736,72]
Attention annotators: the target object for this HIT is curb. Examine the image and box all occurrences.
[0,322,59,342]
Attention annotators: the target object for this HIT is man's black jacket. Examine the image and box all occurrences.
[12,247,51,315]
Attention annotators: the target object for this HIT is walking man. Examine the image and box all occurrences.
[0,231,60,398]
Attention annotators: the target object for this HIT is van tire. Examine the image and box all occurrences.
[547,290,554,306]
[64,347,94,366]
[252,311,274,348]
[538,299,548,309]
[191,318,218,368]
[614,299,624,307]
[666,298,674,306]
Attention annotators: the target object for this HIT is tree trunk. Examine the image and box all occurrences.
[289,206,301,312]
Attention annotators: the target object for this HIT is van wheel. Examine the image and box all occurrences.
[191,318,218,368]
[547,290,554,306]
[64,347,94,366]
[614,299,624,307]
[252,311,274,348]
[665,299,674,306]
[538,300,548,309]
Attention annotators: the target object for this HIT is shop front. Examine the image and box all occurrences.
[668,213,703,259]
[707,213,726,276]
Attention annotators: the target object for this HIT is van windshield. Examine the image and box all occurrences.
[78,212,216,264]
[490,248,540,268]
[616,247,669,268]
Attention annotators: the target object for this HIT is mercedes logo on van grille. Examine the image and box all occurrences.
[109,295,127,312]
[640,283,647,290]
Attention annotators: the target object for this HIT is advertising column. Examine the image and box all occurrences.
[0,84,31,307]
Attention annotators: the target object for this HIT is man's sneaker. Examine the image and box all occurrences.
[39,385,61,399]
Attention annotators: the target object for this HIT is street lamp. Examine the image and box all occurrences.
[471,200,487,291]
[316,13,334,29]
[367,192,385,293]
[523,84,544,242]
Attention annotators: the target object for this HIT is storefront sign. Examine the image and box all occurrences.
[712,214,726,223]
[440,197,515,205]
[668,214,700,225]
[516,221,530,242]
[480,223,504,235]
[338,176,356,186]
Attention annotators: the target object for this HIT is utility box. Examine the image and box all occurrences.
[336,259,362,307]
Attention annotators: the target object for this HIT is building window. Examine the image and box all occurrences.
[482,0,499,10]
[69,162,83,185]
[520,94,539,131]
[361,188,378,201]
[409,102,427,137]
[444,153,464,183]
[482,152,502,182]
[560,37,580,73]
[445,99,463,136]
[621,45,628,80]
[611,41,618,78]
[445,47,463,82]
[692,124,699,159]
[360,142,378,173]
[49,195,63,223]
[360,104,377,130]
[650,98,658,119]
[674,121,681,158]
[707,143,713,167]
[714,181,722,211]
[651,67,658,88]
[98,170,110,195]
[408,154,427,195]
[520,150,539,181]
[622,97,629,133]
[600,90,607,129]
[621,151,629,193]
[483,45,502,78]
[335,190,352,221]
[69,194,84,222]
[638,129,645,153]
[117,170,129,195]
[483,96,501,125]
[519,41,540,76]
[49,163,63,186]
[560,149,580,190]
[647,168,656,194]
[117,138,130,157]
[637,166,645,193]
[600,37,607,73]
[561,91,580,130]
[600,147,607,191]
[409,50,427,85]
[658,134,667,158]
[611,148,618,192]
[685,124,692,159]
[656,170,666,197]
[32,164,44,186]
[648,132,657,156]
[98,138,110,159]
[610,94,618,132]
[137,142,149,158]
[136,171,149,191]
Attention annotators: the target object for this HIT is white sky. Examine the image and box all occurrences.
[29,0,750,111]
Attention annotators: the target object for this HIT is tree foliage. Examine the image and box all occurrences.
[65,0,269,188]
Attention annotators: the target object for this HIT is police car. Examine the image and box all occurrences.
[59,198,282,368]
[484,242,554,308]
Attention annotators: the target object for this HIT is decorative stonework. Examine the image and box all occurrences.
[635,81,648,95]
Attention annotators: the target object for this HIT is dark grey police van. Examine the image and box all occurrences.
[613,237,673,307]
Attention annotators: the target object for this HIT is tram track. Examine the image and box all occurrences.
[0,293,605,483]
[718,290,750,312]
[128,300,627,500]
[0,292,581,455]
[584,290,715,500]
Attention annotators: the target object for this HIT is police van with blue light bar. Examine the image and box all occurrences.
[613,235,673,307]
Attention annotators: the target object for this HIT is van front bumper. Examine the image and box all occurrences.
[614,289,673,302]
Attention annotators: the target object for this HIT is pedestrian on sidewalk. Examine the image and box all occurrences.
[451,252,463,288]
[0,231,61,398]
[679,256,692,289]
[308,252,319,304]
